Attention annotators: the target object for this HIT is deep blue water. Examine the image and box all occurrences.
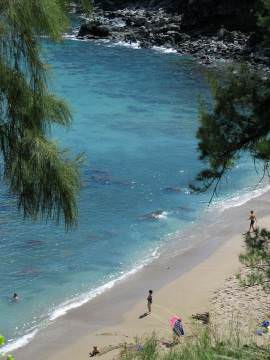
[0,39,262,350]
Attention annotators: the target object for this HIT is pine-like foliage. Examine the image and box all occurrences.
[191,65,270,198]
[0,1,82,228]
[192,1,270,198]
[258,0,270,43]
[239,228,270,291]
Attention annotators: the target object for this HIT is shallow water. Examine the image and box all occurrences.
[0,38,263,350]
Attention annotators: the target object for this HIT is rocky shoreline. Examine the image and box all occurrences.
[210,267,270,345]
[76,7,270,69]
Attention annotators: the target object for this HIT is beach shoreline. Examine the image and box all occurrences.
[13,187,270,360]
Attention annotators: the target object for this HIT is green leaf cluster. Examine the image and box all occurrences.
[0,1,82,228]
[239,228,270,291]
[193,1,270,197]
[258,0,270,43]
[0,333,15,359]
[192,65,270,197]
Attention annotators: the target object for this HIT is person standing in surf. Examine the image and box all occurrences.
[249,210,257,233]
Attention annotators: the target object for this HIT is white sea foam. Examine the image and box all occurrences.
[6,183,268,354]
[48,276,128,321]
[49,250,160,321]
[6,29,270,356]
[213,183,270,212]
[4,246,161,353]
[62,35,178,55]
[1,329,38,354]
[153,211,169,220]
[152,46,177,54]
[62,33,86,41]
[5,182,269,353]
[108,41,141,49]
[4,180,270,356]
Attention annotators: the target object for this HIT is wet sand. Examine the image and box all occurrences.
[14,189,270,360]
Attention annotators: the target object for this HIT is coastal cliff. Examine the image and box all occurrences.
[94,0,258,32]
[76,0,270,69]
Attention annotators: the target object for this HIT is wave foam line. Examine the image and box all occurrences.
[1,330,38,354]
[62,35,178,54]
[213,183,270,212]
[3,246,160,353]
[49,247,160,320]
[152,46,177,54]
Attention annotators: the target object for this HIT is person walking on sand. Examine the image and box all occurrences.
[147,290,153,313]
[249,210,257,232]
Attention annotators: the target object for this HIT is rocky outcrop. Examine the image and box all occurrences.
[78,22,111,38]
[77,9,183,46]
[77,8,262,67]
[75,3,270,71]
[93,0,258,33]
[93,1,181,12]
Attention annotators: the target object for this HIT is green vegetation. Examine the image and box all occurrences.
[258,0,270,43]
[191,65,270,199]
[239,228,270,291]
[120,331,270,359]
[193,0,270,198]
[0,1,87,228]
[0,333,15,359]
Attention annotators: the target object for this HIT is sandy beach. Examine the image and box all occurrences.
[14,189,270,360]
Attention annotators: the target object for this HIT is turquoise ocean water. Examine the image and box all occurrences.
[0,36,266,351]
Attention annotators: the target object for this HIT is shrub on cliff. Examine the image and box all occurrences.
[192,0,270,198]
[239,228,270,291]
[120,331,270,359]
[191,64,270,200]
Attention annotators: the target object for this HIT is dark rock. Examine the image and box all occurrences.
[132,16,148,27]
[261,48,270,57]
[78,23,111,38]
[163,187,181,193]
[137,26,149,35]
[167,23,181,32]
[153,33,172,46]
[93,0,257,33]
[140,40,151,48]
[139,210,165,221]
[167,31,183,43]
[192,312,210,325]
[124,32,138,43]
[77,23,91,37]
[247,31,263,48]
[75,7,270,73]
[125,18,132,26]
[155,24,181,34]
[105,11,117,19]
